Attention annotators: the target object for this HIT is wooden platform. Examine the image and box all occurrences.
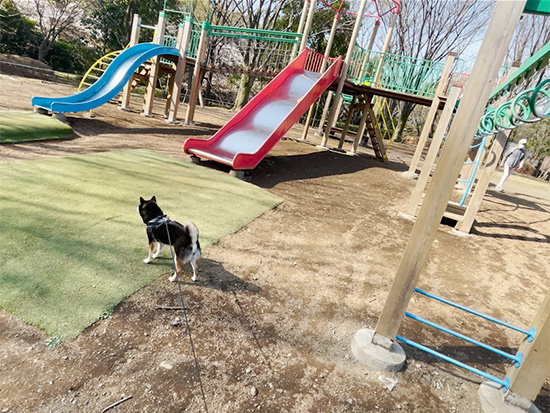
[329,79,448,109]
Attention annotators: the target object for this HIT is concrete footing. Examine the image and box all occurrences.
[351,328,406,372]
[478,382,541,413]
[401,171,418,179]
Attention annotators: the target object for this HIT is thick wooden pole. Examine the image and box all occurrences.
[301,12,339,140]
[167,18,193,123]
[372,11,397,85]
[350,95,372,153]
[374,0,526,340]
[185,22,209,124]
[299,0,317,53]
[455,131,509,233]
[320,0,369,147]
[120,14,141,111]
[143,11,167,116]
[407,86,461,216]
[407,52,456,176]
[506,288,550,402]
[291,0,310,58]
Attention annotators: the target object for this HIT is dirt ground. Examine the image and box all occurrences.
[0,73,548,413]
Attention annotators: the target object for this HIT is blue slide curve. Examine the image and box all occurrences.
[31,43,179,113]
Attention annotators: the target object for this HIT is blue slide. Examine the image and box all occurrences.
[32,43,179,113]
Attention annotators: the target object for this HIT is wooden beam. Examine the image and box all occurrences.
[407,86,461,216]
[506,288,550,401]
[120,14,141,111]
[455,131,509,232]
[408,53,456,175]
[185,24,209,124]
[301,12,339,141]
[320,0,369,147]
[373,0,527,340]
[299,0,317,53]
[143,12,167,116]
[167,19,193,123]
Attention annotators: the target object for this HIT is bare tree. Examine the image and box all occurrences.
[507,13,550,65]
[227,0,293,110]
[17,0,84,62]
[382,0,493,141]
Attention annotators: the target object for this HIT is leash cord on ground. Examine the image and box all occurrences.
[165,221,209,413]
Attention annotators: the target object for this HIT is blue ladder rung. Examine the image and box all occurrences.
[405,312,523,367]
[414,288,536,342]
[395,335,510,391]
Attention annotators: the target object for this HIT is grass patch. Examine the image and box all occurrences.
[0,149,282,339]
[0,111,74,143]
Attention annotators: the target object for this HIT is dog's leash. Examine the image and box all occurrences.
[164,221,209,413]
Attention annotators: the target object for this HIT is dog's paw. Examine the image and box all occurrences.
[168,273,178,282]
[152,253,160,259]
[191,275,197,282]
[143,258,151,264]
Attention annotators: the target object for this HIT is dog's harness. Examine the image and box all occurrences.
[146,215,171,232]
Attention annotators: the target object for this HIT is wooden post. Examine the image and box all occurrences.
[120,14,141,111]
[291,0,310,58]
[373,0,526,341]
[407,53,456,176]
[315,91,334,137]
[299,0,317,53]
[455,131,509,232]
[320,0,369,147]
[185,21,209,124]
[167,18,193,123]
[338,96,357,149]
[360,20,380,82]
[372,11,397,86]
[142,11,167,116]
[506,288,550,402]
[350,95,372,153]
[407,86,461,216]
[301,12,339,140]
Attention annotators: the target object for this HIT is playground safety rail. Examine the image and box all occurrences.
[347,44,465,99]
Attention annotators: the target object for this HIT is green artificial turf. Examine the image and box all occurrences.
[0,150,282,339]
[0,111,74,143]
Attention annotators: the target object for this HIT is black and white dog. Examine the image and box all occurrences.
[138,196,201,282]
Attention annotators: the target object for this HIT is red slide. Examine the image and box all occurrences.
[183,49,342,171]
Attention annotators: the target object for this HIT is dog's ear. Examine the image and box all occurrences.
[151,196,156,203]
[139,197,145,204]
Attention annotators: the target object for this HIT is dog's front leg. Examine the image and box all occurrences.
[143,242,155,264]
[152,242,163,259]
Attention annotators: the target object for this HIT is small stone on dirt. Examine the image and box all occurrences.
[251,386,258,396]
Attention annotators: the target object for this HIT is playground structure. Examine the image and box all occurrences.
[407,40,550,234]
[351,2,549,413]
[23,0,550,409]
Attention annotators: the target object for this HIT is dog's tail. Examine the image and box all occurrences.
[185,221,200,253]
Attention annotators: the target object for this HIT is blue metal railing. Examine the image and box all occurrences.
[414,287,536,342]
[395,335,511,391]
[404,312,523,367]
